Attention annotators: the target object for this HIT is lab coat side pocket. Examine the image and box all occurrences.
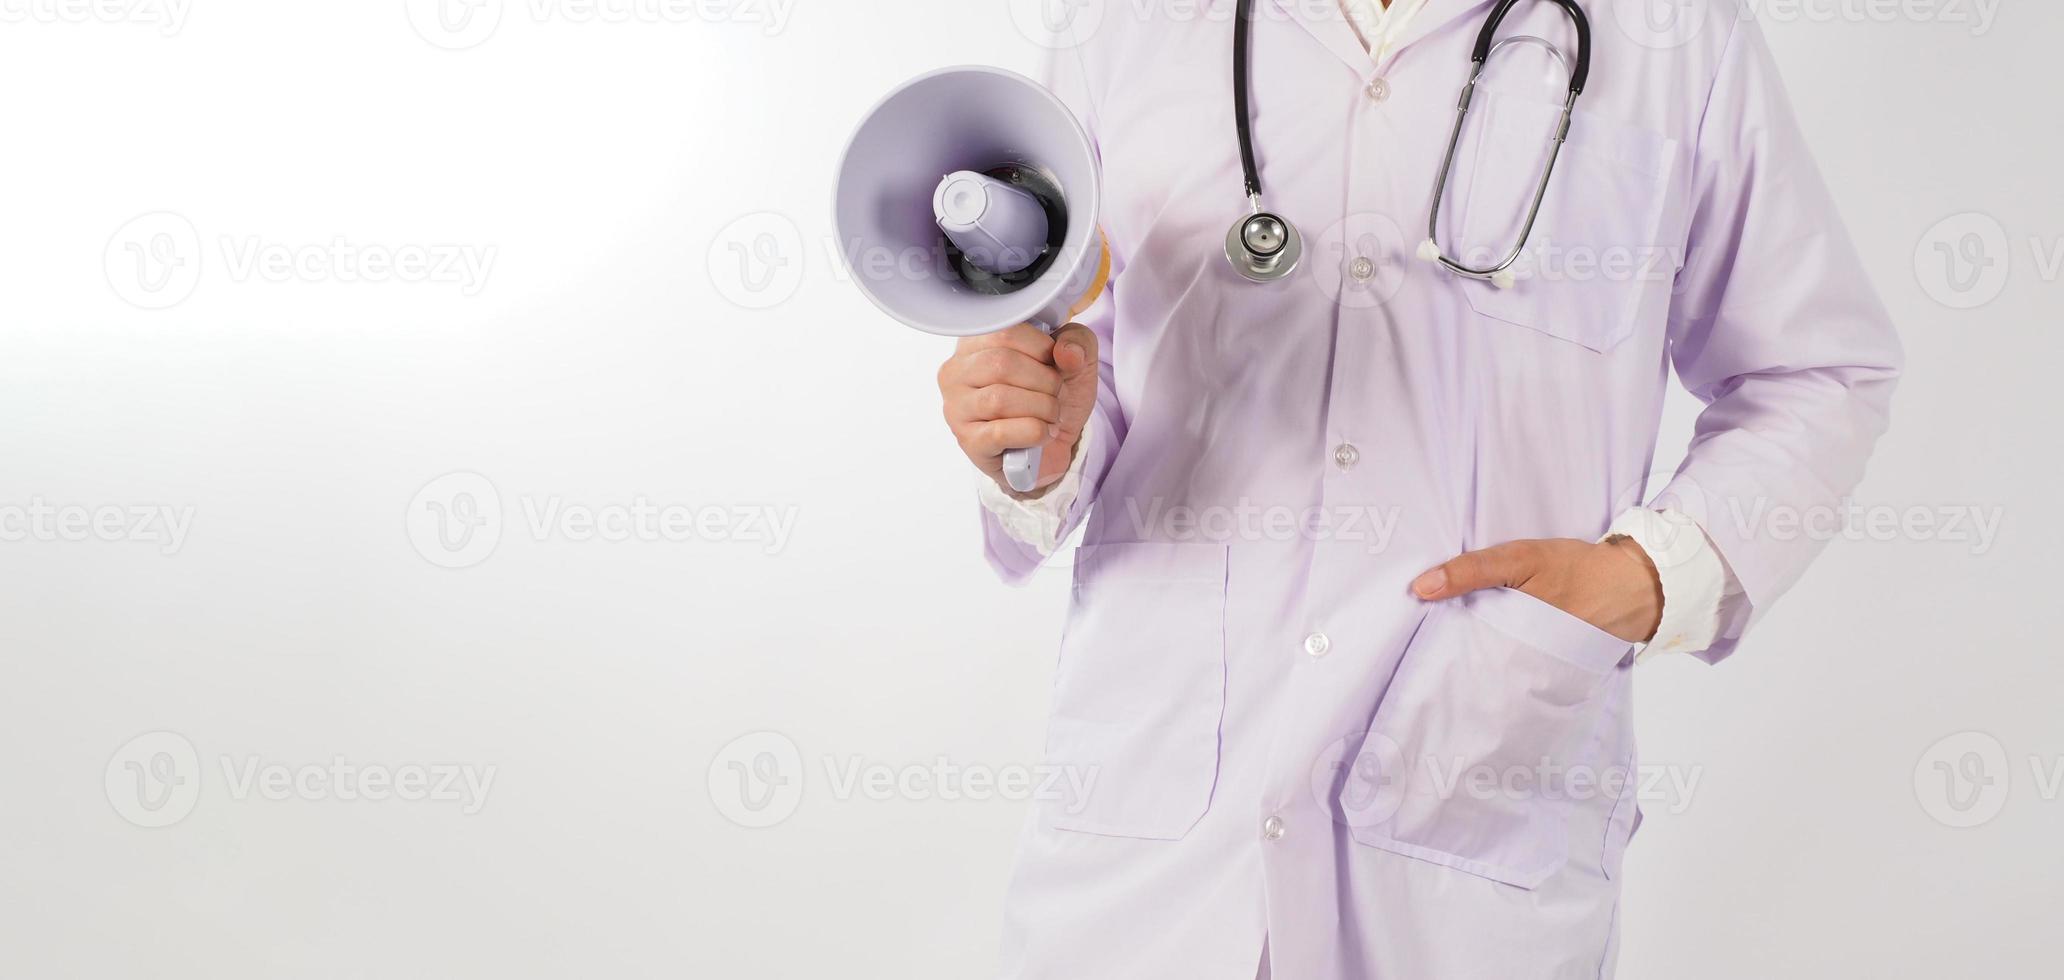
[1344,587,1632,888]
[1592,677,1641,882]
[1043,542,1230,841]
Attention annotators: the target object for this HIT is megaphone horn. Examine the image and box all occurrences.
[833,66,1111,493]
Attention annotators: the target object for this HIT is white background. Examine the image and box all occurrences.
[1,1,2058,977]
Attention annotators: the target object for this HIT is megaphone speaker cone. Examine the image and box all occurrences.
[833,66,1105,339]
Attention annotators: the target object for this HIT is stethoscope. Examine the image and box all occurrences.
[1224,0,1594,287]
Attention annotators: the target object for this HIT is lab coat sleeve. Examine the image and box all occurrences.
[979,279,1125,585]
[1605,506,1748,663]
[976,426,1095,554]
[978,40,1128,585]
[1652,14,1903,664]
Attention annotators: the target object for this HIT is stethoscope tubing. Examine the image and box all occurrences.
[1424,41,1579,283]
[1233,0,1264,203]
[1224,0,1594,287]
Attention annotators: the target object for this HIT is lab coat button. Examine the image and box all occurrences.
[1262,816,1286,841]
[1366,77,1391,103]
[1333,443,1359,469]
[1350,256,1375,281]
[1304,632,1331,658]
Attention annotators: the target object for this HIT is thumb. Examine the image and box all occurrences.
[1050,323,1100,439]
[1411,541,1539,601]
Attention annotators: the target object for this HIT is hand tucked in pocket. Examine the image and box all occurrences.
[1410,538,1663,643]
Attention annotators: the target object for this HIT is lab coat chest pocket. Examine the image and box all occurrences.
[1344,587,1632,888]
[1451,89,1678,353]
[1043,542,1229,841]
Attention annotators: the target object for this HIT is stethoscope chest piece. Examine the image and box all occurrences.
[1225,208,1302,283]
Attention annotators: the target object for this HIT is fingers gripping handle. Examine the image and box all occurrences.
[1000,318,1059,494]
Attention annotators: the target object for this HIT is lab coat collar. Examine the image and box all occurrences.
[1389,0,1503,63]
[1263,0,1500,79]
[1261,0,1374,79]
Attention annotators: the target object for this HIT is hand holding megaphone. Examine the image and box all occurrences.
[834,66,1110,493]
[937,321,1100,494]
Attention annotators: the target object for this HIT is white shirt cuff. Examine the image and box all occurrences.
[1603,506,1739,663]
[975,427,1093,557]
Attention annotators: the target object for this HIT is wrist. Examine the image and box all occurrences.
[1603,534,1663,641]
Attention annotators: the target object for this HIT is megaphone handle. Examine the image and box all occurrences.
[1001,317,1058,494]
[1003,445,1043,494]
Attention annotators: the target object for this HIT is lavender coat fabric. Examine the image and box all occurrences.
[980,2,1900,977]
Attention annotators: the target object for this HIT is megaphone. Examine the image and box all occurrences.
[834,66,1110,493]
